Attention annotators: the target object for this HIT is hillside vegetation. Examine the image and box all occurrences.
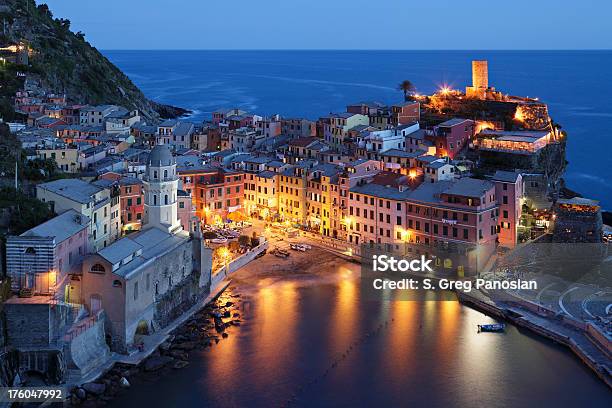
[0,0,187,121]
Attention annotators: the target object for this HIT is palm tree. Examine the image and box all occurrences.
[398,80,415,100]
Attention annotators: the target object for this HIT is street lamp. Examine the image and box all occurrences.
[401,229,410,256]
[218,247,231,276]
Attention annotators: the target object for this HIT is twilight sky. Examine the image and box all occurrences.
[42,0,611,50]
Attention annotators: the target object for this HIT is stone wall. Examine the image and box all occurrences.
[4,302,73,348]
[66,314,110,376]
[4,304,51,348]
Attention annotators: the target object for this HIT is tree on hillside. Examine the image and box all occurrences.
[0,187,53,236]
[37,4,52,18]
[398,80,416,100]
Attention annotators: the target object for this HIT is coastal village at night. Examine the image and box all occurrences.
[0,1,610,406]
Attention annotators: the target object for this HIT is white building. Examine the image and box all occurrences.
[357,123,420,153]
[79,105,124,126]
[37,178,122,251]
[423,158,456,183]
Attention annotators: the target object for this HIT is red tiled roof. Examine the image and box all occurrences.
[371,171,405,187]
[288,136,317,147]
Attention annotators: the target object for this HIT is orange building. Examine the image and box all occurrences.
[177,164,244,224]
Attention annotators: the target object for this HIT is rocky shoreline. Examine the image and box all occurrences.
[66,288,242,407]
[150,101,192,119]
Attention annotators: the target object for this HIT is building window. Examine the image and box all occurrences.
[90,263,106,273]
[113,280,122,287]
[134,282,139,300]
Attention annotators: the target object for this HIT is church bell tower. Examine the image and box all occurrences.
[143,144,182,234]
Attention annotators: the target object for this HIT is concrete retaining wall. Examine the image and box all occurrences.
[67,315,110,376]
[211,241,269,290]
[586,323,612,359]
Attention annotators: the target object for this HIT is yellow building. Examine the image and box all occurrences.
[37,146,80,173]
[243,170,279,219]
[278,166,309,224]
[306,164,339,235]
[324,112,369,148]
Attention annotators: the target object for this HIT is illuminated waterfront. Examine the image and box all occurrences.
[109,249,611,407]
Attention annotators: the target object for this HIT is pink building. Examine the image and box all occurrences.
[177,190,197,232]
[346,182,411,246]
[346,177,500,273]
[407,178,498,246]
[256,117,281,139]
[6,210,89,300]
[492,171,523,247]
[330,160,383,240]
[426,118,474,159]
[212,108,248,125]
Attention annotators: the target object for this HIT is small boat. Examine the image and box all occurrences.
[272,248,289,258]
[477,323,506,333]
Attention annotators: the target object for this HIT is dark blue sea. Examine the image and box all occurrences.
[103,50,612,209]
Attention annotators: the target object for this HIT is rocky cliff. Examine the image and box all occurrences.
[0,0,187,121]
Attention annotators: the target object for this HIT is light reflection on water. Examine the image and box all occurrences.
[110,261,611,408]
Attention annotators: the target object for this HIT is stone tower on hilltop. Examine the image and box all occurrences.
[143,144,182,234]
[472,60,488,90]
[466,60,502,100]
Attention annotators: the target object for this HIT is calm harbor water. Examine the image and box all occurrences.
[104,50,612,209]
[109,254,611,407]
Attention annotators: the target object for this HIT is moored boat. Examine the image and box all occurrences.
[477,323,506,333]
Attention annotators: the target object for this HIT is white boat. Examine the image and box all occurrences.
[477,323,506,333]
[211,237,228,244]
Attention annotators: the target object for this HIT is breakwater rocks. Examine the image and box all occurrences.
[67,289,242,406]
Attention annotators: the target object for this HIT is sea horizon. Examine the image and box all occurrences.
[101,48,612,52]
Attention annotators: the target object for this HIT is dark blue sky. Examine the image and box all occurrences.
[42,0,611,50]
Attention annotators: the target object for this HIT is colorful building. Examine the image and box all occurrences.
[99,172,145,233]
[426,118,474,159]
[323,112,369,148]
[243,170,279,219]
[37,178,122,251]
[177,163,244,224]
[6,209,89,298]
[492,171,524,248]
